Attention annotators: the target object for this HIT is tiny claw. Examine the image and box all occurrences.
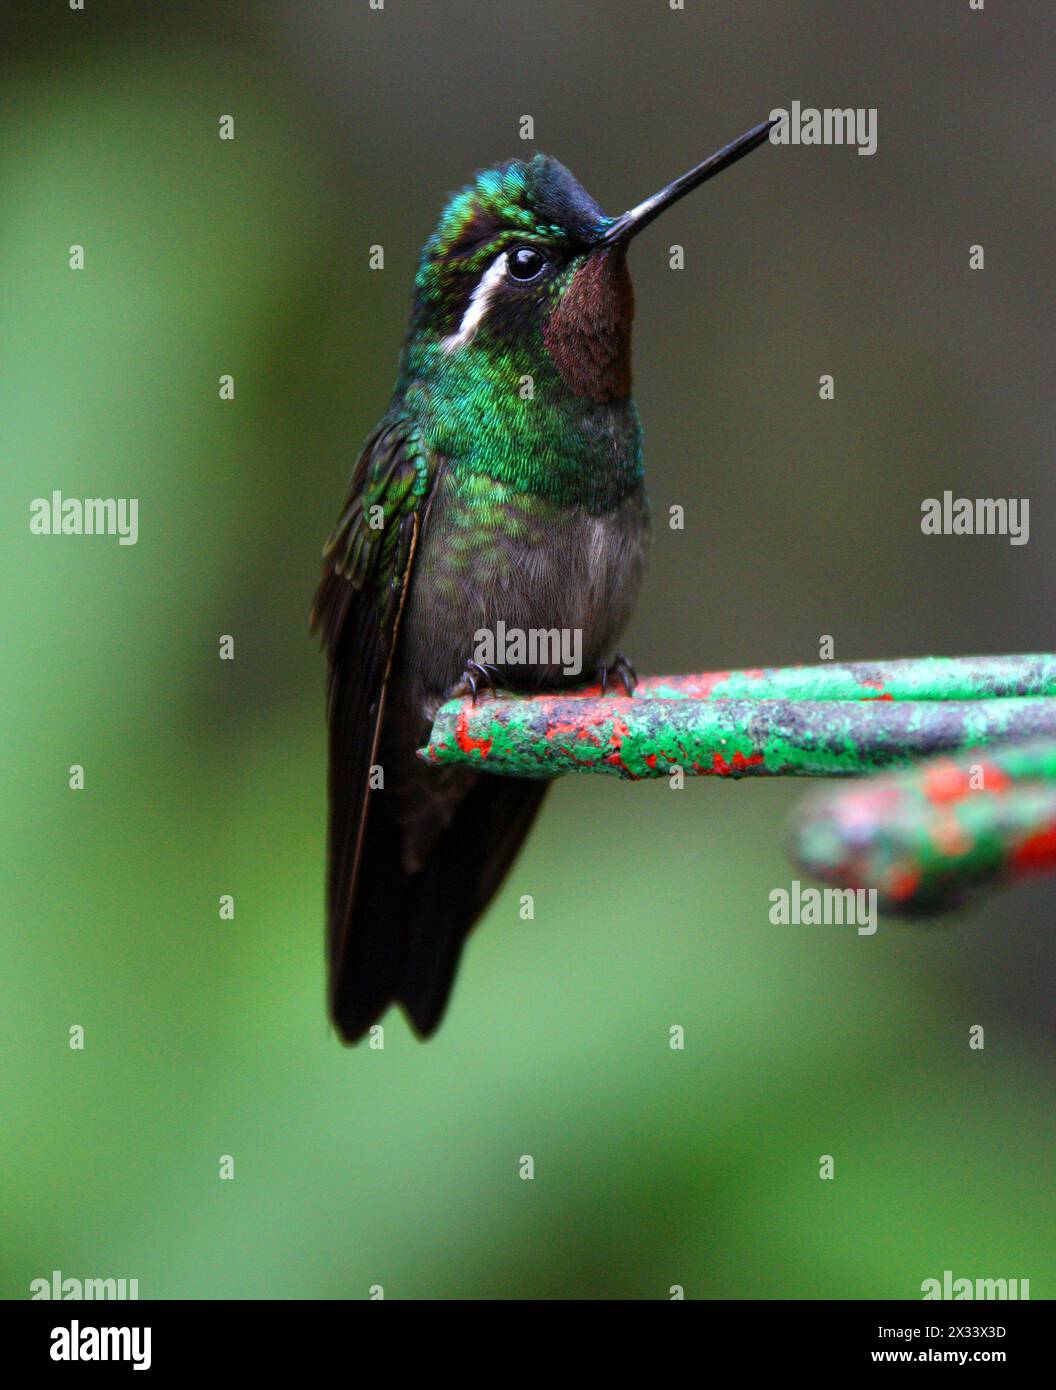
[449,659,505,706]
[597,652,638,697]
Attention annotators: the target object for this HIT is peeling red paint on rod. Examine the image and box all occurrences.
[421,681,1056,781]
[454,708,492,759]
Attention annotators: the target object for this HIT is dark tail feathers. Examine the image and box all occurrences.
[329,774,549,1042]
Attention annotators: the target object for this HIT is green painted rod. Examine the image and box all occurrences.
[627,654,1056,702]
[421,693,1056,780]
[789,737,1056,911]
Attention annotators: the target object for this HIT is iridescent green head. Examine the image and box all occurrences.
[401,119,776,406]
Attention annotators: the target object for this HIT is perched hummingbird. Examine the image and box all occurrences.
[313,118,775,1042]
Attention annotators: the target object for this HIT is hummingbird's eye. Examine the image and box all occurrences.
[506,245,548,282]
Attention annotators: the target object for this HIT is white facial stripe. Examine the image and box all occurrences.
[440,253,509,352]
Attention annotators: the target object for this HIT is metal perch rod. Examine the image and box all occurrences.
[790,737,1056,912]
[420,656,1056,780]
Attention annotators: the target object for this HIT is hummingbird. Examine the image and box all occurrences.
[313,118,775,1043]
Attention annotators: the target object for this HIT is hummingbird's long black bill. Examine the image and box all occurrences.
[596,116,778,247]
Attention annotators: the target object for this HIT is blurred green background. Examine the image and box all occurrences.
[2,1,1054,1300]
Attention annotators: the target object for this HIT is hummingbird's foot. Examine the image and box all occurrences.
[448,660,506,706]
[596,652,638,697]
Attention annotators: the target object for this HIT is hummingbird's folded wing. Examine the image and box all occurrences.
[311,412,436,1037]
